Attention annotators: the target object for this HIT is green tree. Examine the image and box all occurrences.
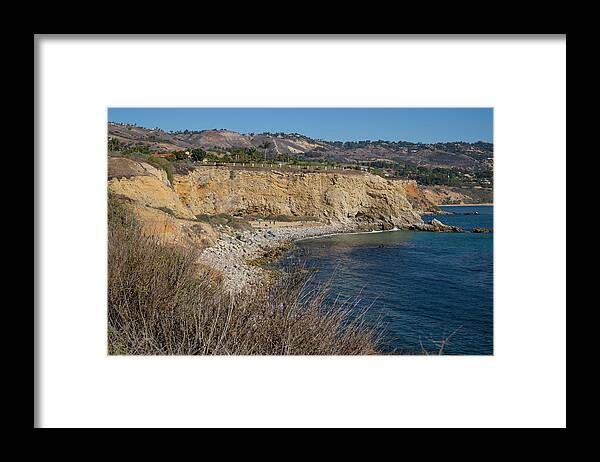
[190,148,206,162]
[108,137,121,152]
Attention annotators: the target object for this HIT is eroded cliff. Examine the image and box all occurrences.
[171,165,423,228]
[108,157,426,249]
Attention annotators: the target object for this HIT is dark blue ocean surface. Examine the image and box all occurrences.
[280,206,493,355]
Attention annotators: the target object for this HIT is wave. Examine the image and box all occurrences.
[298,227,403,241]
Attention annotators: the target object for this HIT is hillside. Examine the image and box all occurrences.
[108,122,493,174]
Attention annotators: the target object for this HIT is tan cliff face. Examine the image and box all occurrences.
[108,158,218,248]
[421,186,479,205]
[108,157,196,219]
[172,166,423,228]
[108,157,425,246]
[401,180,441,213]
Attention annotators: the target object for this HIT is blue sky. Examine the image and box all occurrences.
[107,108,493,143]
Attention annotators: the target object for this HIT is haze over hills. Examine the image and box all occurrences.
[108,122,493,174]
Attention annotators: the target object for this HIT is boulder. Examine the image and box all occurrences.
[408,218,464,233]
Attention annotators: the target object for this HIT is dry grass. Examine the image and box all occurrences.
[108,195,379,355]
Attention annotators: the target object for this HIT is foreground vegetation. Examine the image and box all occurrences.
[107,195,380,355]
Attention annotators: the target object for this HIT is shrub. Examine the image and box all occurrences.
[107,137,121,152]
[108,196,378,355]
[145,156,174,184]
[155,206,175,216]
[195,214,211,223]
[190,148,206,162]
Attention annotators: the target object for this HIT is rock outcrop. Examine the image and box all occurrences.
[171,165,423,229]
[401,179,441,214]
[409,218,464,233]
[108,157,196,220]
[108,158,217,248]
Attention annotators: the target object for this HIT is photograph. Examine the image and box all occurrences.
[107,108,493,355]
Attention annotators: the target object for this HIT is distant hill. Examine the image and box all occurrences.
[108,122,493,174]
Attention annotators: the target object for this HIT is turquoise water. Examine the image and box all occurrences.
[282,206,493,355]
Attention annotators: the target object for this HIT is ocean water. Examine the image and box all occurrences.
[280,206,493,355]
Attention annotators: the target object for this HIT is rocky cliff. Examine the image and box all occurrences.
[401,180,442,213]
[171,165,423,228]
[108,157,426,247]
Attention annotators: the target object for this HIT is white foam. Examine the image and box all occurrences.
[296,227,404,242]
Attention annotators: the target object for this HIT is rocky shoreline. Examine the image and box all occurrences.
[197,216,474,293]
[197,222,355,294]
[408,218,464,233]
